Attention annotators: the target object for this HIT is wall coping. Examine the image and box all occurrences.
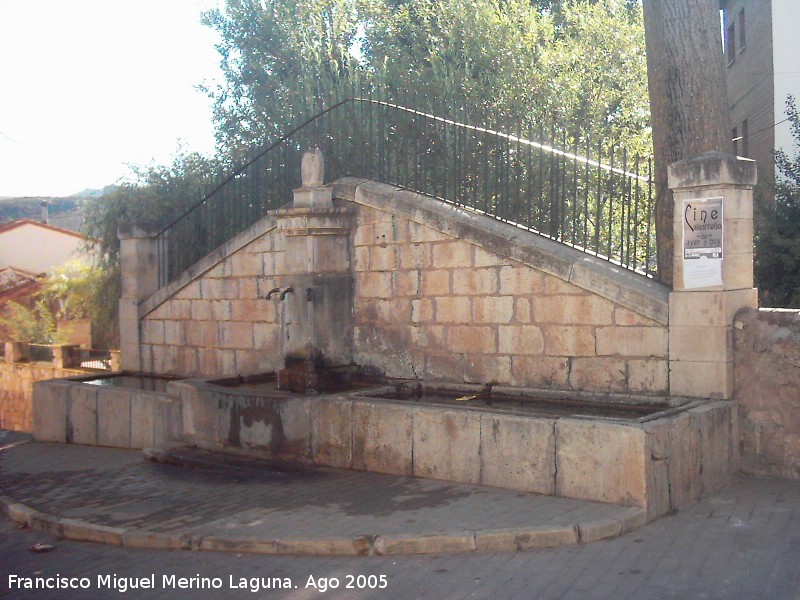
[735,307,800,328]
[334,178,670,324]
[668,151,757,190]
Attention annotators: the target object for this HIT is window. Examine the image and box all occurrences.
[742,119,749,157]
[727,22,736,65]
[738,9,746,53]
[732,126,739,156]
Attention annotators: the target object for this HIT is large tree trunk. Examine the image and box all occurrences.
[642,0,731,285]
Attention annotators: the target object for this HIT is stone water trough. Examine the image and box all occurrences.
[165,366,735,520]
[33,367,735,520]
[33,373,183,450]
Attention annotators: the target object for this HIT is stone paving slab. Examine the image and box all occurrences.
[0,439,644,556]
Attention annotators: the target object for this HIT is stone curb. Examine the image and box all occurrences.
[0,493,646,557]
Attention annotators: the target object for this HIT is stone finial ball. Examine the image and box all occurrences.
[301,148,325,188]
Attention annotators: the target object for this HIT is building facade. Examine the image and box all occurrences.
[0,219,87,275]
[721,0,800,181]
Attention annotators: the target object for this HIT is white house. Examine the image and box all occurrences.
[0,219,88,275]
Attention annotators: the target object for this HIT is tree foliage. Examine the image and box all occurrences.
[35,260,120,348]
[755,96,800,307]
[201,0,361,156]
[203,0,651,156]
[0,300,64,345]
[80,151,220,347]
[38,261,96,321]
[83,151,220,265]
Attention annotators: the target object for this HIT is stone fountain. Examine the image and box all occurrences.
[264,148,355,393]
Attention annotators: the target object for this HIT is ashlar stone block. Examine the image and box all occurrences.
[555,419,647,507]
[311,397,353,469]
[511,356,569,388]
[97,388,132,448]
[413,408,481,484]
[32,381,71,443]
[569,357,627,392]
[498,325,544,355]
[473,296,514,324]
[70,385,98,445]
[452,268,498,295]
[432,240,472,268]
[596,326,668,358]
[352,401,413,476]
[447,325,496,355]
[435,297,471,324]
[131,392,157,449]
[480,414,556,494]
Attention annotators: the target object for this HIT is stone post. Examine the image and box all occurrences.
[109,350,121,372]
[5,341,29,364]
[667,152,758,398]
[118,222,161,373]
[268,149,355,382]
[52,344,80,370]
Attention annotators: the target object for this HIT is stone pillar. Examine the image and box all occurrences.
[668,152,758,398]
[52,344,80,370]
[118,222,161,373]
[266,149,355,380]
[5,341,29,363]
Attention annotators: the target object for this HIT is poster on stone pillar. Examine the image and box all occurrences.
[682,197,723,289]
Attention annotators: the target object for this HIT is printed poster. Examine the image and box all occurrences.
[682,197,723,289]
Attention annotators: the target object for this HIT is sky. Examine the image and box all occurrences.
[0,0,223,198]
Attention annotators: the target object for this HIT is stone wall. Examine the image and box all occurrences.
[349,182,669,392]
[0,361,85,432]
[734,308,800,478]
[138,219,283,377]
[136,179,671,393]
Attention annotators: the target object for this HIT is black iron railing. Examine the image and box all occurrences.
[156,94,655,285]
[76,349,112,370]
[28,344,55,363]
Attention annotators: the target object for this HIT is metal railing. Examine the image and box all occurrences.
[76,349,112,370]
[156,93,656,286]
[28,344,55,363]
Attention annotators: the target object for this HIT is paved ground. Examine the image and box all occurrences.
[1,432,799,599]
[0,438,642,555]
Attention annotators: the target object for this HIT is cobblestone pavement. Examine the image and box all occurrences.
[1,433,799,599]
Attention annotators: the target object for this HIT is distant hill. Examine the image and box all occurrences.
[0,196,83,232]
[72,187,109,199]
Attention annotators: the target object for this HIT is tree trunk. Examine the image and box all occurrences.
[642,0,731,285]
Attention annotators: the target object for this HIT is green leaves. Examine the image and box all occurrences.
[81,151,220,265]
[202,0,362,154]
[755,96,800,307]
[79,151,220,348]
[0,300,64,345]
[204,0,651,157]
